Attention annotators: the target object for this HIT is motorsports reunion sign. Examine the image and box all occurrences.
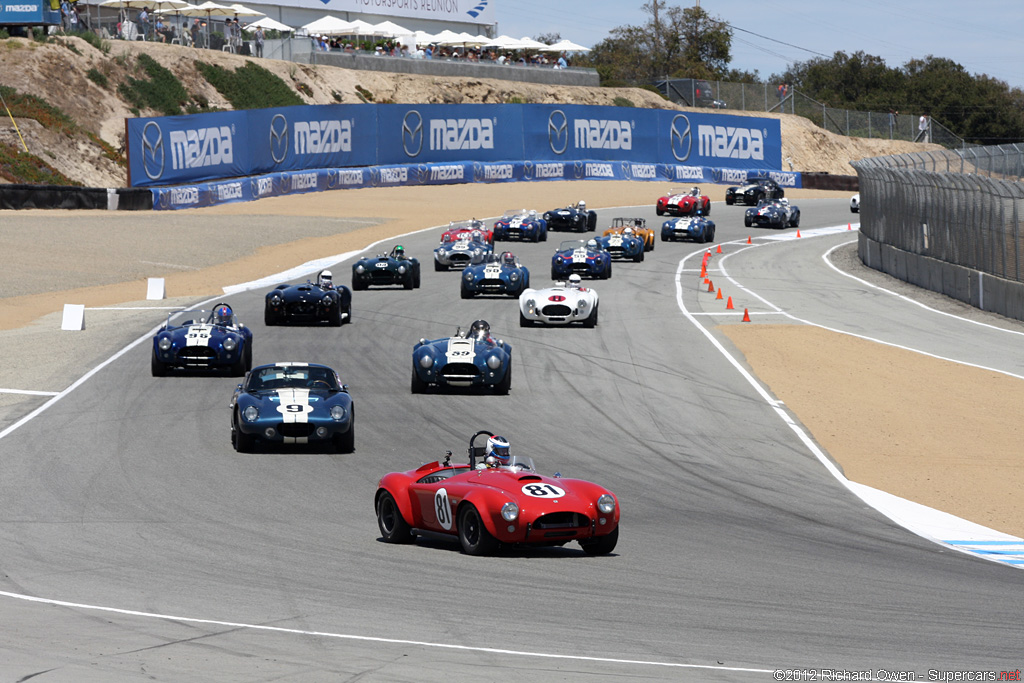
[125,103,791,209]
[265,0,496,23]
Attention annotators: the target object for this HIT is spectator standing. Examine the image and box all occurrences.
[232,19,242,51]
[190,17,200,47]
[919,113,930,143]
[253,25,264,57]
[888,109,897,139]
[424,44,432,59]
[60,0,69,31]
[69,2,80,31]
[137,6,150,40]
[154,16,165,41]
[556,52,567,69]
[777,82,788,102]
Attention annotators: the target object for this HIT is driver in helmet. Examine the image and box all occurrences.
[586,238,598,250]
[690,186,701,197]
[576,200,586,212]
[623,226,635,238]
[468,319,492,342]
[318,270,334,289]
[214,304,233,326]
[502,251,517,267]
[471,229,484,243]
[392,245,406,260]
[480,435,511,468]
[567,273,583,289]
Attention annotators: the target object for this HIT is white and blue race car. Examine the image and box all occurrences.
[492,209,547,242]
[461,251,531,298]
[151,303,253,377]
[434,233,493,271]
[411,320,512,394]
[519,274,599,327]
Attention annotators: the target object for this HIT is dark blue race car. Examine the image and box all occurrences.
[230,362,354,453]
[661,213,717,243]
[461,251,531,298]
[543,201,598,232]
[433,233,492,271]
[492,209,547,242]
[744,198,800,229]
[595,227,645,262]
[411,320,512,394]
[352,245,421,290]
[264,269,352,326]
[151,303,253,377]
[551,239,613,280]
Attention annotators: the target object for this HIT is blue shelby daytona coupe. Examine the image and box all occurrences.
[492,209,548,242]
[551,239,613,280]
[151,303,253,377]
[461,251,530,298]
[661,214,716,243]
[411,320,512,394]
[230,362,354,453]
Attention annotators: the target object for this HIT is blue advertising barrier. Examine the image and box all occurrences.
[151,161,801,211]
[0,1,60,25]
[128,103,783,188]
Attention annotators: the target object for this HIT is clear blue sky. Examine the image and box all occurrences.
[494,0,1024,91]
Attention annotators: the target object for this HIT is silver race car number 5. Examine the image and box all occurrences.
[434,488,453,530]
[521,483,566,498]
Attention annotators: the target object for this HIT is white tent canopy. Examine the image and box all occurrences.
[345,19,377,35]
[301,15,353,35]
[371,20,409,37]
[543,39,591,52]
[225,2,263,17]
[244,15,292,32]
[482,34,521,49]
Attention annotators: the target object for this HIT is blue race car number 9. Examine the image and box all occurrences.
[521,483,565,498]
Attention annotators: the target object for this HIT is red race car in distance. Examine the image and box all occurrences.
[375,430,620,556]
[656,186,711,217]
[440,219,494,245]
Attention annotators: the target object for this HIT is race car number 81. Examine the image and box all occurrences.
[521,483,565,498]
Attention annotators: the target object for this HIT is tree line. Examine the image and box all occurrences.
[571,1,1024,145]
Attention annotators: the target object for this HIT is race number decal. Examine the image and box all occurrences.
[185,324,213,347]
[521,483,566,498]
[274,388,312,422]
[434,488,453,530]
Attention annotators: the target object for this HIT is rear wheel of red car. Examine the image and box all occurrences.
[580,525,618,556]
[458,504,498,555]
[377,491,413,544]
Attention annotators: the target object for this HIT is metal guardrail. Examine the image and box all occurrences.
[852,146,1024,284]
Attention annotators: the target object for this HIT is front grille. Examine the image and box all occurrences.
[448,254,471,266]
[570,263,590,273]
[279,423,315,438]
[542,304,572,316]
[177,347,216,361]
[369,271,399,284]
[606,246,624,258]
[440,363,479,380]
[286,302,321,316]
[534,512,589,529]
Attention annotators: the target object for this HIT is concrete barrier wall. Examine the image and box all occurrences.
[858,232,1024,321]
[299,51,600,87]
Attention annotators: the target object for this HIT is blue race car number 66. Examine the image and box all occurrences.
[521,483,565,498]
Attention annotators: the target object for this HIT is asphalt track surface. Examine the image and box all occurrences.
[1,199,1022,681]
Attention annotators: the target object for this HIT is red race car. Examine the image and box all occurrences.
[656,186,711,216]
[439,219,493,245]
[375,430,620,556]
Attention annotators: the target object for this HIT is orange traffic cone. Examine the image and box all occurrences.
[742,308,751,322]
[707,280,715,293]
[796,229,802,238]
[746,236,752,244]
[726,296,734,310]
[848,222,852,230]
[716,244,722,254]
[716,287,723,300]
[700,263,706,278]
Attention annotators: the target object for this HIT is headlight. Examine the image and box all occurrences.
[330,405,347,421]
[158,336,172,351]
[223,336,237,351]
[270,294,283,306]
[419,355,434,369]
[398,265,406,274]
[464,272,473,281]
[322,295,332,306]
[578,299,588,308]
[356,264,365,274]
[510,273,518,281]
[473,249,481,256]
[597,494,615,514]
[486,355,502,370]
[501,501,519,522]
[242,406,259,422]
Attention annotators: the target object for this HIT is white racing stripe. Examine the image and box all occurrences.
[184,323,213,347]
[445,337,476,364]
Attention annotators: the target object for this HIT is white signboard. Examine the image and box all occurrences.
[270,0,495,24]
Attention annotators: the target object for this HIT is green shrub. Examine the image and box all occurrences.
[612,96,634,108]
[354,84,374,102]
[0,84,77,135]
[117,53,190,116]
[195,60,303,109]
[86,67,108,88]
[0,140,79,185]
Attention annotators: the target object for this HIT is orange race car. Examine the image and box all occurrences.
[603,217,655,252]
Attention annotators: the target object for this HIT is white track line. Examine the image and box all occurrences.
[678,227,1024,568]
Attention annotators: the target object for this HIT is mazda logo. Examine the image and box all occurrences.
[711,168,723,183]
[270,114,288,164]
[416,164,429,184]
[573,160,584,179]
[522,161,533,180]
[670,114,692,162]
[327,169,339,189]
[402,110,423,157]
[473,162,485,183]
[621,161,632,180]
[141,121,164,180]
[548,110,568,155]
[368,167,381,187]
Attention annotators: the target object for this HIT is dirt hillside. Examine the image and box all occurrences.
[0,37,936,188]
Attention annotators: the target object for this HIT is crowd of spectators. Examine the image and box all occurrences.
[309,35,572,68]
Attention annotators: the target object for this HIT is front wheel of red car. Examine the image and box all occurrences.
[377,491,414,543]
[580,526,618,556]
[458,504,498,555]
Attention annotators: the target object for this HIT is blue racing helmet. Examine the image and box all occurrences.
[215,305,232,325]
[485,435,510,465]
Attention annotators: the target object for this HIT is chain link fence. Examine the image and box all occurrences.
[853,146,1024,304]
[656,79,964,150]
